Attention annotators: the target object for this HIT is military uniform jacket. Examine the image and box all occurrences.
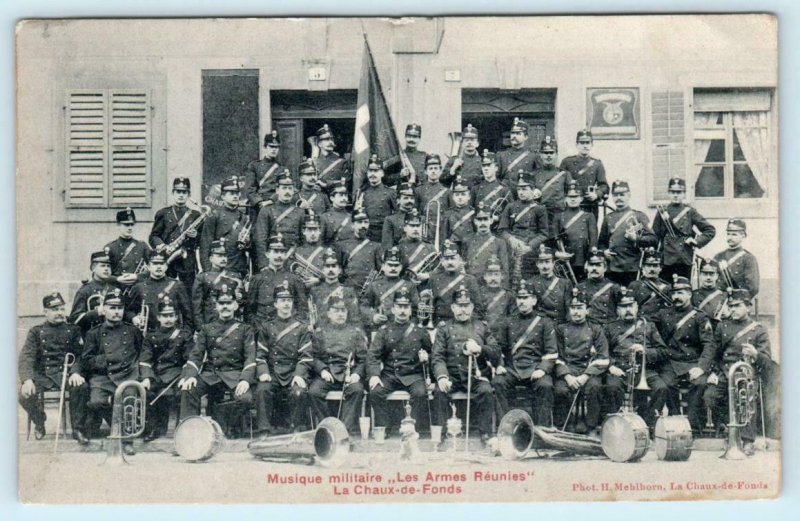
[653,306,716,375]
[362,184,396,240]
[653,203,716,266]
[498,200,549,248]
[484,288,516,327]
[471,179,512,213]
[105,237,152,276]
[403,147,428,184]
[559,155,608,208]
[396,238,437,276]
[338,235,382,290]
[556,208,598,267]
[577,278,621,326]
[415,182,452,217]
[497,311,558,379]
[692,287,727,322]
[309,323,368,383]
[199,205,249,275]
[628,277,672,320]
[140,325,194,384]
[149,205,202,273]
[294,187,330,216]
[192,269,244,328]
[598,208,658,273]
[714,317,771,374]
[255,317,312,386]
[19,322,84,386]
[314,152,351,190]
[443,205,476,246]
[244,156,284,207]
[183,318,256,388]
[80,322,143,384]
[533,166,573,209]
[254,202,304,269]
[360,276,420,325]
[432,319,500,385]
[125,276,194,332]
[246,266,307,323]
[526,275,573,323]
[368,320,432,385]
[381,210,412,250]
[321,207,355,245]
[463,233,510,279]
[310,282,362,325]
[554,321,610,377]
[443,153,483,187]
[604,319,667,372]
[497,146,540,184]
[429,271,485,322]
[70,279,120,335]
[713,248,760,297]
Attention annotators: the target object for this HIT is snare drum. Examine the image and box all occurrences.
[601,412,650,462]
[174,416,226,462]
[654,415,692,461]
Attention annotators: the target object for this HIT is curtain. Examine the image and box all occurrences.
[693,112,719,175]
[732,111,768,192]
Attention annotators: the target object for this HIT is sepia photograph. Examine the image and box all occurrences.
[15,14,781,504]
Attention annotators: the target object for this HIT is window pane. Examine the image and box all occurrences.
[694,111,723,127]
[695,139,725,163]
[695,166,724,197]
[734,163,765,198]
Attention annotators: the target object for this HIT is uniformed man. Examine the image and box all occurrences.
[576,248,622,326]
[243,130,284,214]
[598,180,658,286]
[125,250,194,332]
[462,203,510,280]
[603,290,669,427]
[493,281,558,424]
[149,177,203,291]
[199,177,250,277]
[532,136,572,236]
[471,149,512,227]
[313,124,351,193]
[306,295,368,434]
[359,153,396,243]
[559,129,608,219]
[443,124,483,187]
[246,234,307,323]
[713,219,760,297]
[432,285,500,442]
[653,276,717,433]
[395,209,438,284]
[254,282,312,434]
[401,123,428,184]
[293,210,327,289]
[692,259,728,322]
[338,207,383,292]
[179,284,255,437]
[79,289,143,453]
[653,177,716,280]
[496,117,540,189]
[253,172,305,269]
[628,248,672,320]
[70,250,119,336]
[105,207,152,288]
[526,246,573,324]
[443,176,476,248]
[191,239,244,329]
[481,256,516,326]
[415,154,452,239]
[553,289,610,434]
[321,178,355,245]
[368,288,433,431]
[293,158,330,216]
[555,181,598,281]
[360,247,420,334]
[497,171,548,283]
[139,296,194,441]
[19,292,90,444]
[429,240,485,322]
[382,182,418,250]
[309,249,361,324]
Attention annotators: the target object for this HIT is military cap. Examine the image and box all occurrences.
[405,123,422,137]
[157,296,177,314]
[726,288,752,305]
[462,124,479,139]
[264,130,281,147]
[668,177,686,192]
[453,284,472,305]
[327,292,348,309]
[474,202,492,220]
[576,129,593,142]
[485,255,502,271]
[268,233,287,251]
[642,248,661,265]
[172,177,191,191]
[276,170,294,186]
[699,259,719,273]
[510,117,529,133]
[43,291,66,309]
[539,135,557,153]
[451,176,469,193]
[481,149,497,165]
[383,247,402,265]
[671,275,692,291]
[368,154,383,170]
[393,287,412,305]
[405,208,423,225]
[316,124,334,140]
[353,206,369,221]
[220,177,240,192]
[516,280,535,299]
[441,240,459,258]
[298,157,317,176]
[727,219,747,233]
[116,207,136,224]
[214,283,237,303]
[104,288,124,307]
[516,170,533,187]
[322,248,339,266]
[616,287,636,306]
[303,209,321,228]
[425,154,442,167]
[209,239,227,255]
[329,178,348,195]
[274,281,293,300]
[90,249,111,265]
[566,181,581,197]
[587,247,605,265]
[148,250,167,264]
[535,244,555,261]
[568,287,590,307]
[611,180,630,193]
[397,182,415,197]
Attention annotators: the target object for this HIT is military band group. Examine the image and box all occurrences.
[19,119,777,457]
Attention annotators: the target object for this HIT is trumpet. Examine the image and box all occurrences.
[237,216,252,250]
[136,304,149,333]
[422,200,442,250]
[290,255,325,281]
[406,252,441,283]
[359,269,380,299]
[417,289,435,329]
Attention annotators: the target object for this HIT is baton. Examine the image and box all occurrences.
[149,376,181,406]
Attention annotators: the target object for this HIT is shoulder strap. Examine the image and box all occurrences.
[511,316,542,354]
[507,150,531,171]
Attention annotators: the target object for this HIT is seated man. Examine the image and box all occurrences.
[19,292,90,444]
[309,249,361,324]
[481,255,516,327]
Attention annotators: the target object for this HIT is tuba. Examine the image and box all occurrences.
[720,358,758,460]
[103,380,147,465]
[496,409,604,459]
[248,417,350,467]
[290,255,325,282]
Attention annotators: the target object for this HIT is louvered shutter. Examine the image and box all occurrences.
[110,91,151,206]
[650,91,686,204]
[66,91,107,206]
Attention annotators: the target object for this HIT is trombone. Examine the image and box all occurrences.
[422,200,442,251]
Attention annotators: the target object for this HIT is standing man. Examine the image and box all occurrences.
[533,136,572,235]
[692,259,728,322]
[360,247,420,335]
[497,172,549,283]
[402,123,427,184]
[442,176,476,249]
[415,154,451,233]
[243,130,284,215]
[246,234,307,323]
[294,158,330,216]
[338,207,383,293]
[70,250,119,336]
[309,249,361,324]
[462,203,510,281]
[559,129,608,219]
[577,248,622,327]
[713,219,760,297]
[321,179,355,245]
[253,172,305,269]
[359,154,396,243]
[105,207,152,288]
[395,209,438,284]
[472,150,512,227]
[199,177,250,278]
[555,181,598,281]
[497,117,540,190]
[444,124,483,187]
[125,251,194,333]
[526,246,574,324]
[382,182,418,250]
[292,210,327,290]
[191,239,243,330]
[313,124,351,193]
[429,241,485,322]
[481,256,516,326]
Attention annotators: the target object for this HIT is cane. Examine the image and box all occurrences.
[337,352,353,420]
[54,352,76,455]
[422,361,433,430]
[465,352,473,453]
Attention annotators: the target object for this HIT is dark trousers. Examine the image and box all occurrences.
[88,378,147,442]
[432,379,494,436]
[255,380,310,432]
[569,265,586,283]
[369,374,429,429]
[554,375,602,430]
[660,370,716,432]
[604,372,668,427]
[180,379,253,435]
[145,379,179,437]
[607,270,638,287]
[308,378,364,434]
[493,373,553,426]
[661,263,692,282]
[19,381,90,436]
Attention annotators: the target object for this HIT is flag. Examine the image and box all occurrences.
[352,36,403,197]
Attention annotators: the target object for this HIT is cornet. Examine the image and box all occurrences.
[237,216,252,250]
[136,304,150,333]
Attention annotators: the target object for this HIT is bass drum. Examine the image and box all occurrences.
[601,412,650,462]
[654,415,693,461]
[174,415,226,462]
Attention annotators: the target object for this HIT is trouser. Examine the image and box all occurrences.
[492,373,553,426]
[569,265,586,283]
[546,207,564,237]
[308,378,364,434]
[603,372,669,427]
[432,379,494,436]
[18,379,91,436]
[553,375,603,430]
[369,374,429,429]
[661,263,691,282]
[255,380,310,432]
[180,379,253,435]
[660,370,716,432]
[607,270,638,287]
[144,378,179,437]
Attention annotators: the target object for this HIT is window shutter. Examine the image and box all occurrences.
[66,91,107,207]
[650,90,685,203]
[110,91,151,206]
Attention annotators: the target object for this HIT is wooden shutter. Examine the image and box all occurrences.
[66,91,107,206]
[110,91,151,206]
[650,90,685,204]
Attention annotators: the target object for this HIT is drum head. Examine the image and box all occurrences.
[175,416,222,461]
[654,416,692,461]
[602,413,649,462]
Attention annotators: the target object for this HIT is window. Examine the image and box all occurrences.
[66,90,151,208]
[692,89,771,200]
